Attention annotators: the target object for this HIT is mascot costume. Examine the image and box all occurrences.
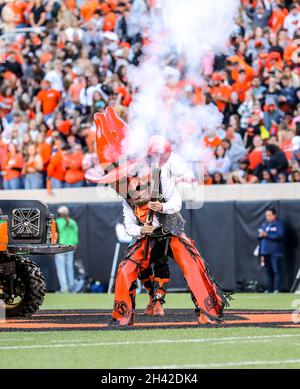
[86,106,231,326]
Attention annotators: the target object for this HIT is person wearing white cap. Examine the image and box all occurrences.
[54,206,79,293]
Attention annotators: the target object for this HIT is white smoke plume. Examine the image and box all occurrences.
[125,0,239,166]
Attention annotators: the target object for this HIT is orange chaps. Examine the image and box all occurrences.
[112,234,227,324]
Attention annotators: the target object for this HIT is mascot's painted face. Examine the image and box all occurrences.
[127,176,152,206]
[110,161,152,205]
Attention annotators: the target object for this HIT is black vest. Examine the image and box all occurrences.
[128,178,186,237]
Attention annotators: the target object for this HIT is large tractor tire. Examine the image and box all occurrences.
[4,256,46,318]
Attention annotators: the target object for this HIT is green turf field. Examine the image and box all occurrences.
[0,293,299,369]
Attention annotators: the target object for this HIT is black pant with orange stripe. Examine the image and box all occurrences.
[138,238,171,304]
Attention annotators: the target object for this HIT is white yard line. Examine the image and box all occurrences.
[133,359,300,369]
[50,339,85,343]
[0,333,299,350]
[0,337,34,342]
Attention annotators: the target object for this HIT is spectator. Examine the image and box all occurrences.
[268,30,284,58]
[278,75,297,114]
[260,169,275,183]
[203,171,213,186]
[208,145,231,175]
[226,114,244,146]
[79,74,107,115]
[245,2,273,29]
[280,128,294,161]
[2,51,23,78]
[2,143,24,190]
[45,61,64,93]
[22,143,44,189]
[265,143,289,177]
[82,142,98,186]
[270,3,288,33]
[290,170,300,182]
[258,208,285,292]
[37,132,51,174]
[36,80,61,121]
[0,86,15,118]
[55,206,79,293]
[0,134,8,189]
[210,72,232,113]
[47,143,66,189]
[248,135,264,172]
[251,75,267,104]
[232,69,251,103]
[91,90,106,116]
[29,0,47,27]
[212,172,226,185]
[245,108,265,148]
[223,91,240,122]
[232,157,259,184]
[2,111,28,145]
[248,26,270,62]
[263,96,284,131]
[238,89,256,136]
[63,144,86,188]
[222,138,247,171]
[277,172,287,183]
[283,4,300,39]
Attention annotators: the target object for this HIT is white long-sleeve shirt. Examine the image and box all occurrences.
[284,13,300,39]
[123,162,182,238]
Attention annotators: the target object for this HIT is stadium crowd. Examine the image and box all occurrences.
[0,0,299,189]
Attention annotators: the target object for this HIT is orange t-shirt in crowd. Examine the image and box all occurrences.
[63,152,85,184]
[10,1,28,25]
[65,0,76,10]
[80,0,98,21]
[103,12,118,31]
[193,87,205,105]
[40,52,53,65]
[284,43,299,65]
[241,0,258,6]
[106,0,117,10]
[211,84,232,112]
[3,153,23,181]
[57,120,72,136]
[269,8,288,32]
[23,159,39,175]
[281,140,293,161]
[232,81,251,102]
[3,71,17,85]
[248,149,263,171]
[204,177,213,185]
[38,142,52,170]
[117,87,132,107]
[47,151,65,182]
[37,89,61,115]
[231,61,256,84]
[0,142,8,171]
[86,130,96,152]
[203,135,222,148]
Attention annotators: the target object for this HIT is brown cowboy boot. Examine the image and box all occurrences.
[144,296,155,315]
[153,300,165,316]
[153,278,169,316]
